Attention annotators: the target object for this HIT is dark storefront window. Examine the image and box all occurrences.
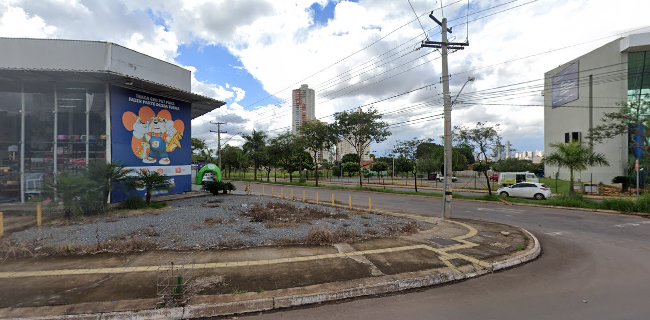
[0,82,22,202]
[0,79,107,203]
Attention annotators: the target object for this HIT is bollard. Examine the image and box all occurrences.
[0,212,4,238]
[331,193,335,207]
[316,192,319,204]
[369,197,373,210]
[349,194,352,209]
[291,189,294,200]
[37,203,43,227]
[303,190,306,202]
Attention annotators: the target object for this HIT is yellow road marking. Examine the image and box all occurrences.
[0,244,434,279]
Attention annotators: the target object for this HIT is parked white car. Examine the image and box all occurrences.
[436,175,458,182]
[497,182,552,200]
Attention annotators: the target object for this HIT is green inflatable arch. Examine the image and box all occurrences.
[196,163,222,184]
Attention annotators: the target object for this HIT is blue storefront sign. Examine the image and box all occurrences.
[110,86,191,202]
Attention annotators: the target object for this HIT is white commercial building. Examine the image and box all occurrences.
[0,38,224,203]
[291,84,315,133]
[544,32,650,184]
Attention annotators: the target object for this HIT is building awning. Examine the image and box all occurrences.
[0,68,226,119]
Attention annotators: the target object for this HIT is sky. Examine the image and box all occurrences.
[2,0,650,156]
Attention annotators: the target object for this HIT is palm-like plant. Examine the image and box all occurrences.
[131,170,171,205]
[242,130,267,181]
[86,161,132,203]
[545,142,609,195]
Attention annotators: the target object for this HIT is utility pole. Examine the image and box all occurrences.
[210,122,227,169]
[421,12,468,219]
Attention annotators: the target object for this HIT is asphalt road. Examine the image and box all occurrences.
[233,182,650,320]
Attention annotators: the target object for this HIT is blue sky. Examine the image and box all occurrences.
[176,43,281,107]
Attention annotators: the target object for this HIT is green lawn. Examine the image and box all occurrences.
[539,177,583,195]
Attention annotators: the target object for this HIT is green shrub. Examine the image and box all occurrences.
[120,196,148,209]
[612,176,634,192]
[46,173,106,217]
[545,194,599,209]
[602,198,636,212]
[225,182,236,193]
[634,194,650,212]
[205,181,225,195]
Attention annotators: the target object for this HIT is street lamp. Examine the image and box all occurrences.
[442,76,475,220]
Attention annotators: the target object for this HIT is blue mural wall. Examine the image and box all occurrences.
[110,86,191,202]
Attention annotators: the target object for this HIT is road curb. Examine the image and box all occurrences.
[6,228,541,320]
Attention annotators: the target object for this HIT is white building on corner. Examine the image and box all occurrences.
[544,32,650,184]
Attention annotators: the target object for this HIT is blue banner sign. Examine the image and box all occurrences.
[552,61,580,108]
[110,86,191,202]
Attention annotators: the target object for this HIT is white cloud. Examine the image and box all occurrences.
[3,0,650,155]
[0,4,57,37]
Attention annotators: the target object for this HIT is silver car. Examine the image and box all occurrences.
[497,182,552,200]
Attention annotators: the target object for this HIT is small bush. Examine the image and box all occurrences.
[612,176,634,192]
[205,181,225,195]
[634,194,650,212]
[120,196,148,209]
[225,182,237,193]
[305,228,337,245]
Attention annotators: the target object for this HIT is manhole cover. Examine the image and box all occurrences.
[428,237,459,247]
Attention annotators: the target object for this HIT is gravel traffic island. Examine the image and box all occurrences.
[3,194,433,257]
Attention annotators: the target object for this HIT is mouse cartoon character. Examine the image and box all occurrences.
[122,106,185,165]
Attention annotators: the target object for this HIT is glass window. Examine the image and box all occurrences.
[0,81,22,202]
[24,83,54,200]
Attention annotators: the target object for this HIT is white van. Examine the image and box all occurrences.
[498,172,538,186]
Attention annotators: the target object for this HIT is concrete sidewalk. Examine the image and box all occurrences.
[0,191,540,319]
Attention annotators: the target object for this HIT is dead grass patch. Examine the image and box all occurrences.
[204,217,224,226]
[40,236,157,257]
[243,202,348,227]
[238,226,258,236]
[0,239,35,261]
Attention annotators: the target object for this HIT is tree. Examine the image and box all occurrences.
[221,145,245,178]
[130,169,171,205]
[417,155,440,178]
[371,161,388,182]
[393,138,433,192]
[588,98,650,145]
[242,130,267,181]
[342,162,360,177]
[268,132,312,182]
[455,122,502,196]
[492,158,535,173]
[191,137,213,163]
[545,142,609,195]
[334,109,390,187]
[86,161,132,204]
[341,153,360,164]
[299,121,337,186]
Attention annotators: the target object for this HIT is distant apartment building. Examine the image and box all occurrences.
[291,84,315,133]
[514,151,544,163]
[336,140,370,162]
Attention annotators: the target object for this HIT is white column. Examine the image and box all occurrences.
[20,84,25,203]
[53,84,58,179]
[105,83,111,164]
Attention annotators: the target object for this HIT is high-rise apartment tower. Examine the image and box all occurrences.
[292,84,315,133]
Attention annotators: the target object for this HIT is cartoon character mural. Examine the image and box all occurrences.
[121,106,185,165]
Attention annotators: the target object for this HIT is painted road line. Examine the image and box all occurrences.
[545,231,565,236]
[0,244,433,279]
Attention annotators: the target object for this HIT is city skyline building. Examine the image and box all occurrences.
[291,84,315,134]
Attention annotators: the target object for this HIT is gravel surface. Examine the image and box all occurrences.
[8,195,431,251]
